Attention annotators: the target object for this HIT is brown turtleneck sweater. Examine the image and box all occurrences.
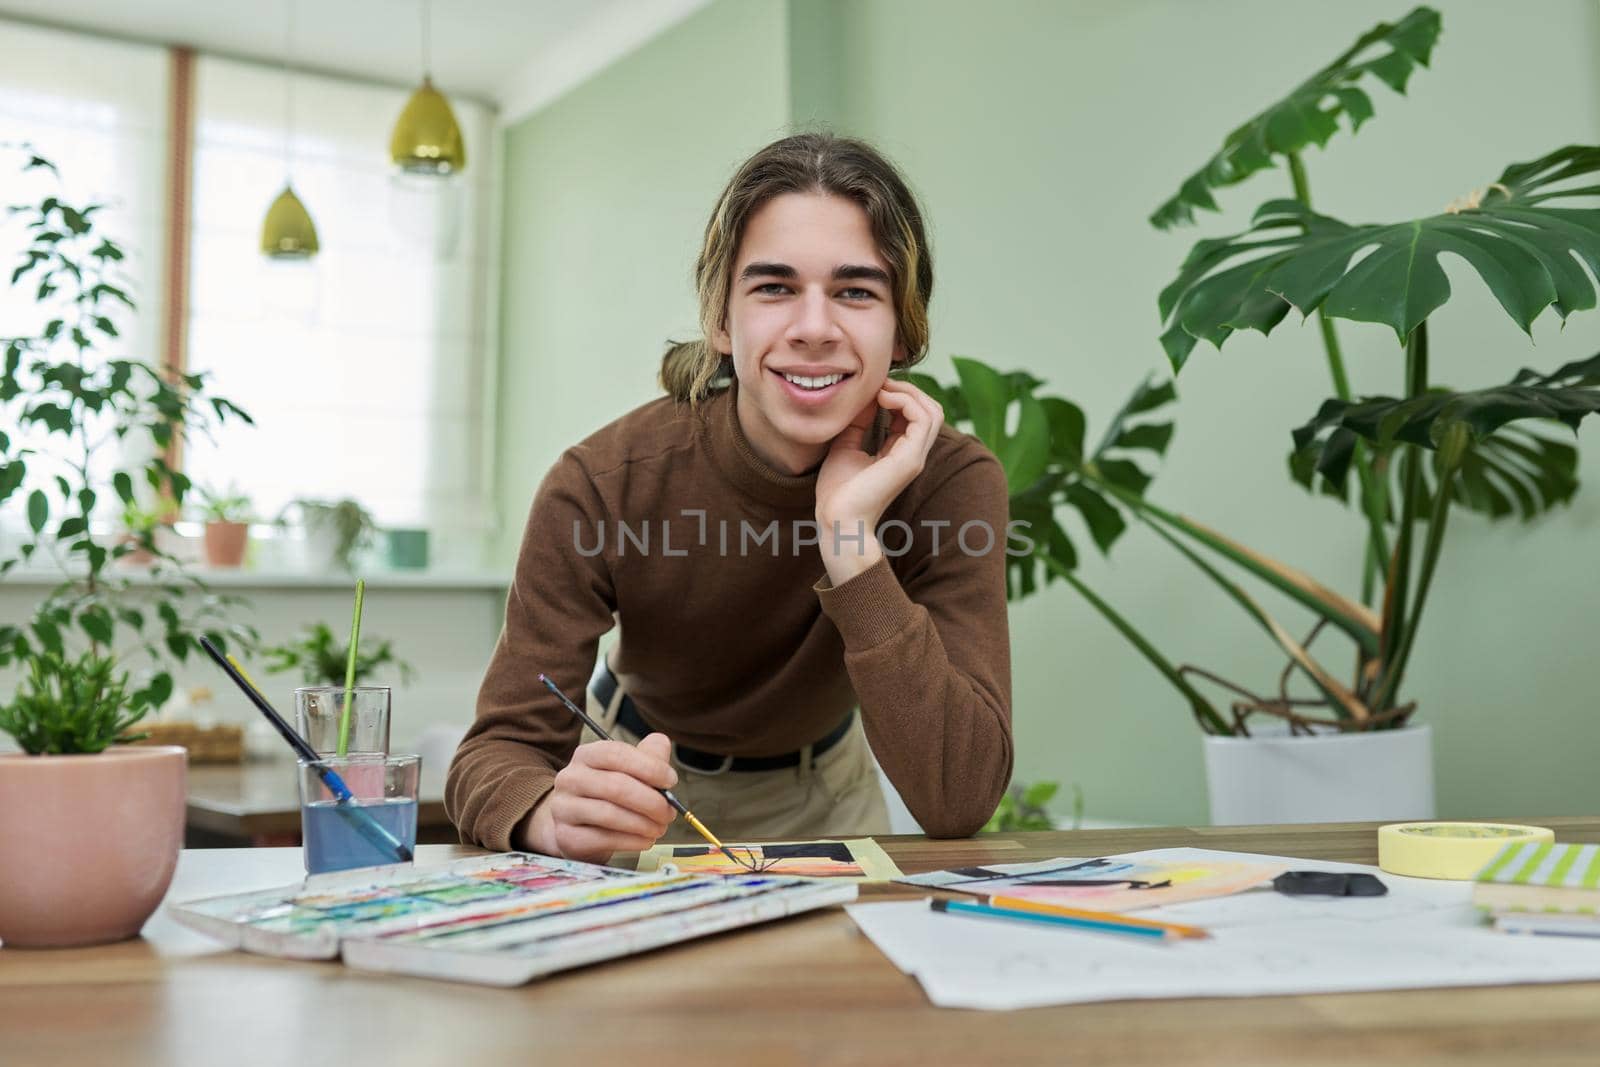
[446,381,1013,848]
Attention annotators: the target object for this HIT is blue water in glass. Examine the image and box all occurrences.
[301,798,418,874]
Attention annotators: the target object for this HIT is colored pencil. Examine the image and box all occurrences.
[199,636,412,864]
[931,898,1177,941]
[537,673,756,872]
[982,895,1211,940]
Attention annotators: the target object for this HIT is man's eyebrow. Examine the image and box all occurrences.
[834,264,891,286]
[736,262,892,286]
[739,261,797,280]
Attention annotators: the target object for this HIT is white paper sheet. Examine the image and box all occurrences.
[846,847,1600,1010]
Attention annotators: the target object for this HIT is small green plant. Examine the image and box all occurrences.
[197,484,253,524]
[982,781,1084,833]
[0,649,168,754]
[262,622,414,687]
[120,497,174,539]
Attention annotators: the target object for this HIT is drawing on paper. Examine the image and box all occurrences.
[636,837,902,882]
[897,855,1285,910]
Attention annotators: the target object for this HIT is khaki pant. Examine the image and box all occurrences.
[582,680,890,843]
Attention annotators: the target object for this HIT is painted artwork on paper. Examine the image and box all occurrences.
[896,855,1285,911]
[636,838,901,882]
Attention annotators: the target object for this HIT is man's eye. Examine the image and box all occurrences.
[755,283,791,295]
[839,287,876,301]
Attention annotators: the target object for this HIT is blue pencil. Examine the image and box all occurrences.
[199,637,413,865]
[931,897,1171,941]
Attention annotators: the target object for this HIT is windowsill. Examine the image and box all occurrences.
[0,565,509,592]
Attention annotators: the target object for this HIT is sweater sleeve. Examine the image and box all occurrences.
[813,450,1014,837]
[445,450,617,850]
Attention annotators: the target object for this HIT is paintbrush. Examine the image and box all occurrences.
[537,673,757,872]
[198,637,413,865]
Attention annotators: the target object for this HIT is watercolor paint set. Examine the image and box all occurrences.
[170,852,856,986]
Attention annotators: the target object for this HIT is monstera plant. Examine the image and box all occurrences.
[919,6,1600,741]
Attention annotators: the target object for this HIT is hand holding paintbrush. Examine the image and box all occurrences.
[533,674,757,871]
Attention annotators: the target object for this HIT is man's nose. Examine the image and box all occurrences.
[786,288,841,347]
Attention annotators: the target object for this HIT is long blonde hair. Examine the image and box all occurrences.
[660,132,934,404]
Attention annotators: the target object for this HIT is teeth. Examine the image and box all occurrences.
[781,372,845,390]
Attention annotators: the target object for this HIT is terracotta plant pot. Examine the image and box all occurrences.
[0,746,187,948]
[203,520,249,567]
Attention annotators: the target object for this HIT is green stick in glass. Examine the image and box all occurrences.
[336,578,366,756]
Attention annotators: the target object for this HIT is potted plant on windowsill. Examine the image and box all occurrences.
[197,484,254,568]
[285,497,376,573]
[911,7,1600,826]
[0,150,256,946]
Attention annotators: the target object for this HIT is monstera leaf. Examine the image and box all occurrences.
[1291,352,1600,519]
[1159,146,1600,370]
[1150,6,1440,230]
[905,362,1177,600]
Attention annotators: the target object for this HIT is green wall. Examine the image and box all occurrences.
[493,0,791,564]
[495,0,1600,825]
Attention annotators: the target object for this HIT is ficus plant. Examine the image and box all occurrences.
[0,150,257,754]
[918,6,1600,737]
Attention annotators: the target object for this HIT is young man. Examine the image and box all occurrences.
[447,134,1013,862]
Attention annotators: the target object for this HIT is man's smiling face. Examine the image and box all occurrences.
[714,192,901,476]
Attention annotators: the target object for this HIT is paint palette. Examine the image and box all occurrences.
[170,852,856,985]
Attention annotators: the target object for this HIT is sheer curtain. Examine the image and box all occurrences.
[0,19,170,534]
[181,56,498,567]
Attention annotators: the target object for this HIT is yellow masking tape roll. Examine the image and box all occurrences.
[1378,821,1554,880]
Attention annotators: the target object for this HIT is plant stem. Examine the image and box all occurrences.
[1287,151,1390,604]
[75,272,98,617]
[1374,322,1430,709]
[1138,513,1367,722]
[1044,555,1233,735]
[1093,477,1380,657]
[1372,420,1462,716]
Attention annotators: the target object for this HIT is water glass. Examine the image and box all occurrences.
[297,753,421,875]
[295,686,391,757]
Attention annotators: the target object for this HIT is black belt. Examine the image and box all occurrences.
[588,658,854,774]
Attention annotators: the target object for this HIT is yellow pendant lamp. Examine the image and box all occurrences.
[390,0,466,175]
[260,184,319,258]
[262,2,319,260]
[391,77,466,175]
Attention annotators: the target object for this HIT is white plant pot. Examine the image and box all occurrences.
[303,524,342,572]
[1203,723,1435,826]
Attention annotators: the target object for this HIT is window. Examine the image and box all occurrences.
[179,56,498,566]
[0,20,169,532]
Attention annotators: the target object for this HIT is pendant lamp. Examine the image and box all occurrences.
[261,0,319,259]
[390,0,466,175]
[261,185,318,258]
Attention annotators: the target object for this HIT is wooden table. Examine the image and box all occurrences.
[6,819,1600,1066]
[184,759,453,846]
